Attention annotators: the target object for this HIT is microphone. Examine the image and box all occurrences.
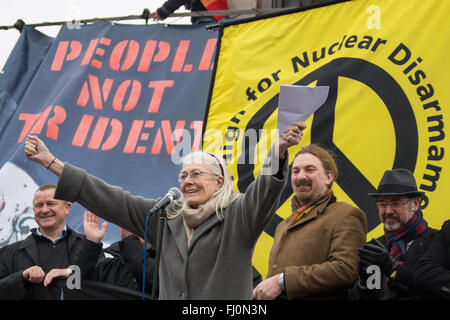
[147,187,181,215]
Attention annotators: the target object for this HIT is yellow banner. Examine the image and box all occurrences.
[204,0,450,276]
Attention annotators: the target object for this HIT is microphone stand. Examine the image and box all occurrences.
[151,206,167,300]
[144,188,180,299]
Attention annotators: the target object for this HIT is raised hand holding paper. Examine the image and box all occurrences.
[277,85,329,134]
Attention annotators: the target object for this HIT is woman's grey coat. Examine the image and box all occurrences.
[54,150,288,299]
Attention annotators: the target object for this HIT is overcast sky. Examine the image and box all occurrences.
[0,0,191,69]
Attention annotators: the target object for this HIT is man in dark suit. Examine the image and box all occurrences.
[350,169,437,299]
[83,211,158,296]
[0,184,102,299]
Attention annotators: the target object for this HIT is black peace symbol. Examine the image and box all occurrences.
[236,57,418,234]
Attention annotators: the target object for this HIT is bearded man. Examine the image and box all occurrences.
[253,144,367,300]
[350,168,437,299]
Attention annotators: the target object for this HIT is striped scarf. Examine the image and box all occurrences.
[290,189,332,226]
[384,209,428,265]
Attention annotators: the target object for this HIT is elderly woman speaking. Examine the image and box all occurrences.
[24,121,306,300]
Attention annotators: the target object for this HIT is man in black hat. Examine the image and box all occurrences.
[349,168,437,299]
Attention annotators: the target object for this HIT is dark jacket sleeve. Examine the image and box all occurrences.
[95,258,139,291]
[387,229,438,297]
[387,262,414,293]
[0,271,30,300]
[119,235,157,294]
[0,245,30,300]
[348,279,383,300]
[414,220,450,299]
[157,0,190,19]
[71,237,104,280]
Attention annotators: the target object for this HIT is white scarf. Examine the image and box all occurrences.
[168,194,221,248]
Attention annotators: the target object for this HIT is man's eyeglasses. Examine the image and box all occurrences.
[177,170,219,183]
[376,199,411,211]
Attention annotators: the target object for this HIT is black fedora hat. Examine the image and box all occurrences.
[368,168,425,198]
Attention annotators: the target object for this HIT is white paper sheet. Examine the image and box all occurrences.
[277,84,329,134]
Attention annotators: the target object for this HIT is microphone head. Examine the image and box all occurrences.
[168,187,181,201]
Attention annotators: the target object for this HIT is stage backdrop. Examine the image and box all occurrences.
[203,0,450,276]
[0,22,217,248]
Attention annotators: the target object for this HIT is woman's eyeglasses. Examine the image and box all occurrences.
[177,170,219,183]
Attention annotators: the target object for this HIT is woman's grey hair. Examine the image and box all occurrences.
[168,151,241,219]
